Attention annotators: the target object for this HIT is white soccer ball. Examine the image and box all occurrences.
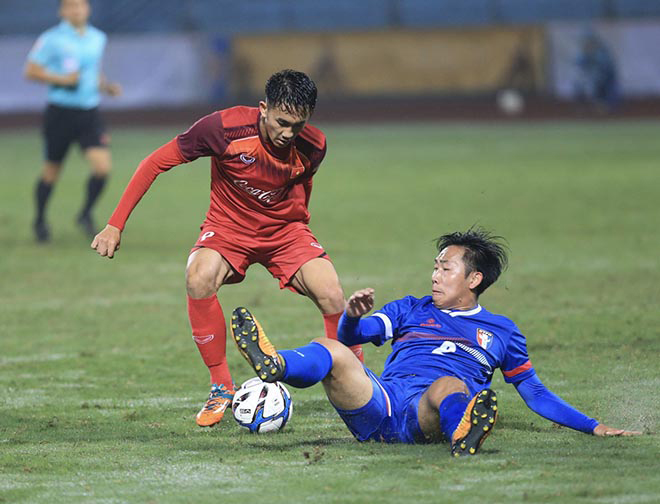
[496,88,524,115]
[232,377,292,433]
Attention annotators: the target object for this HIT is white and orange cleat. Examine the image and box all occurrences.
[196,383,235,427]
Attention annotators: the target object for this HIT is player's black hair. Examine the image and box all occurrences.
[435,227,509,296]
[265,69,317,118]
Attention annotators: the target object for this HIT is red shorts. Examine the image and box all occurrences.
[191,221,330,289]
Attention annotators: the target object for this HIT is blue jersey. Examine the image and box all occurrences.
[28,20,107,109]
[337,295,599,435]
[371,296,534,395]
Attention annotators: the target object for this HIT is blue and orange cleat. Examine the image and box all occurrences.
[196,383,235,427]
[231,307,284,383]
[451,389,498,457]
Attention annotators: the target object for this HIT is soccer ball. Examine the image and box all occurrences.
[232,377,292,433]
[496,88,524,115]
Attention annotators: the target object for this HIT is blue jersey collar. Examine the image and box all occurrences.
[441,304,482,317]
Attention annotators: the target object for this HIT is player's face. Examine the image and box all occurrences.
[431,246,482,310]
[60,0,90,27]
[259,101,310,148]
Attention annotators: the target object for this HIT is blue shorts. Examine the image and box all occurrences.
[333,368,433,444]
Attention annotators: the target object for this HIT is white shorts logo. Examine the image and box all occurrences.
[310,242,323,249]
[200,231,215,241]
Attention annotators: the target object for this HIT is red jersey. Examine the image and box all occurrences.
[108,106,327,233]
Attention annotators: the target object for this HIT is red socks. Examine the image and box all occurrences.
[187,295,233,389]
[323,311,364,363]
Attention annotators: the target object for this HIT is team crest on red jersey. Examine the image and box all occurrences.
[476,329,494,350]
[239,153,256,165]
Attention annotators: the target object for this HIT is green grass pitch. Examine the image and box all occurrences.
[1,119,659,503]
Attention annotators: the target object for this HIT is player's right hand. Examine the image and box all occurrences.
[59,71,79,87]
[345,288,375,318]
[593,424,643,437]
[91,224,121,259]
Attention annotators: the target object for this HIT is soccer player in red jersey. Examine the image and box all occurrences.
[91,70,363,427]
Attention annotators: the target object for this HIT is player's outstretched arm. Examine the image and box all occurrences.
[515,373,643,436]
[91,224,121,259]
[339,288,389,347]
[345,288,375,318]
[593,424,642,437]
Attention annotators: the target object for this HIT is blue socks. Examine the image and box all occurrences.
[439,392,471,440]
[280,342,333,388]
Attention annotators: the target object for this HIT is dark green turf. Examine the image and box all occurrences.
[1,120,658,503]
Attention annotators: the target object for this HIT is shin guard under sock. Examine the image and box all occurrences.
[80,174,107,217]
[439,392,472,440]
[35,178,53,223]
[187,294,232,389]
[279,342,333,388]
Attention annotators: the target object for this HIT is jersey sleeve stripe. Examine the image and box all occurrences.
[502,360,533,377]
[372,313,393,340]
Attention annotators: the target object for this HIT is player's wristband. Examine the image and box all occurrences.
[337,313,362,346]
[338,313,386,347]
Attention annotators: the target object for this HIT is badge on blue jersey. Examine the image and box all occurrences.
[476,328,494,350]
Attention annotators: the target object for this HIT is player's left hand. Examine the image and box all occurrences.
[593,424,643,436]
[345,288,375,318]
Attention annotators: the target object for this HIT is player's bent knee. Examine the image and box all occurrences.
[42,163,62,182]
[425,376,470,409]
[311,336,342,354]
[185,263,218,298]
[313,284,345,313]
[312,337,362,373]
[94,165,111,176]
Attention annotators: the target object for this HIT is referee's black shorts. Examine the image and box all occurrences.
[43,104,109,163]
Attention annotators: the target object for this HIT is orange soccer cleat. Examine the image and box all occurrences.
[451,388,498,457]
[231,307,285,383]
[196,383,235,427]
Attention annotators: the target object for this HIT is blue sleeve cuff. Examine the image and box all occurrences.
[337,313,385,346]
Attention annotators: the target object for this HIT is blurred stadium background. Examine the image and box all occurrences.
[3,0,660,124]
[3,4,660,501]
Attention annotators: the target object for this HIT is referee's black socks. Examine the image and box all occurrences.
[35,178,53,224]
[80,174,107,218]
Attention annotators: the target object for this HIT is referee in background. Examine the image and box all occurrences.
[24,0,121,243]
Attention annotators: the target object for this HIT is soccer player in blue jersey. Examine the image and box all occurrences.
[231,228,640,456]
[25,0,121,242]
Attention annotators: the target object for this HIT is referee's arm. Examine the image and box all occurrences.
[24,60,78,87]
